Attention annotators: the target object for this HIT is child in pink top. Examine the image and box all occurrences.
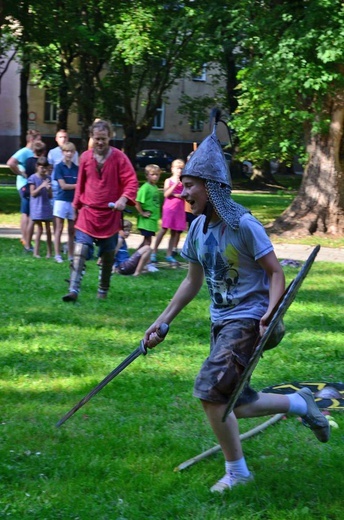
[152,159,186,264]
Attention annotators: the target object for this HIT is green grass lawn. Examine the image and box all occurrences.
[2,183,344,249]
[0,237,343,519]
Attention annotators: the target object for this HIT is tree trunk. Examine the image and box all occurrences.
[57,72,70,131]
[19,59,30,147]
[267,104,344,237]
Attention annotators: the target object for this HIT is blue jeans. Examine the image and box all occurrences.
[75,229,118,260]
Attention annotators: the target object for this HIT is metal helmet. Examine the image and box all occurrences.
[182,124,232,187]
[182,123,249,231]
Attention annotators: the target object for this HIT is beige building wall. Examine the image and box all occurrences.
[1,60,228,160]
[0,52,21,161]
[28,64,227,143]
[27,84,80,138]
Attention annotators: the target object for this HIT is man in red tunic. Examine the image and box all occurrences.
[63,120,138,302]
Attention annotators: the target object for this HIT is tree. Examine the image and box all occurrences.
[227,0,344,236]
[3,0,235,156]
[97,0,231,162]
[5,0,117,145]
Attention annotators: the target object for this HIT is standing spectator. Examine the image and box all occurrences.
[21,140,47,251]
[62,120,138,302]
[47,129,79,208]
[6,130,41,251]
[151,159,186,264]
[113,219,155,276]
[27,157,53,258]
[135,164,162,249]
[185,152,197,229]
[25,140,47,177]
[53,142,78,263]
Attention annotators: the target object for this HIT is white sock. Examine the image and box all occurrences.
[226,457,250,478]
[287,392,307,416]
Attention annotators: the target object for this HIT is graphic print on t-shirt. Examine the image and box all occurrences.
[202,232,239,309]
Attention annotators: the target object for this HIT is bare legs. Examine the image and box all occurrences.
[21,213,33,249]
[54,218,75,261]
[168,230,181,257]
[153,228,181,258]
[133,245,151,276]
[202,392,290,462]
[32,221,52,258]
[137,235,153,249]
[152,227,167,255]
[234,392,290,419]
[54,217,64,259]
[202,401,243,461]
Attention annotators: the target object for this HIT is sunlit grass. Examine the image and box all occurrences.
[2,184,344,249]
[0,237,343,519]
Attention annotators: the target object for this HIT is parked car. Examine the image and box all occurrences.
[135,149,175,170]
[223,152,232,166]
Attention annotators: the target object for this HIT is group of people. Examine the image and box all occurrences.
[7,122,197,289]
[7,119,330,495]
[135,157,196,269]
[7,129,79,260]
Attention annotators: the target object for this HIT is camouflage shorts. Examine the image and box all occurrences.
[193,318,284,406]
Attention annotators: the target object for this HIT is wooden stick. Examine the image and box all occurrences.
[174,413,284,472]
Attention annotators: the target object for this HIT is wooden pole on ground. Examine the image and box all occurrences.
[174,413,284,472]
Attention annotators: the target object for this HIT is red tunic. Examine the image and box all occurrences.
[73,147,138,238]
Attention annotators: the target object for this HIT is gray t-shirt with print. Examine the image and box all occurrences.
[181,213,274,323]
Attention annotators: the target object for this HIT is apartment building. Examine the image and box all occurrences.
[0,58,228,163]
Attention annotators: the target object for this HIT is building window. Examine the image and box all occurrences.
[44,92,58,123]
[190,113,204,132]
[112,106,124,127]
[152,104,165,130]
[192,64,207,82]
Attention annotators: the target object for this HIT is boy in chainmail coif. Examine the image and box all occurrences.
[144,122,329,493]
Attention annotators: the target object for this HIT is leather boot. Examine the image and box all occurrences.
[97,250,115,299]
[62,243,89,302]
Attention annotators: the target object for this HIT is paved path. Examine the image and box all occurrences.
[1,226,343,262]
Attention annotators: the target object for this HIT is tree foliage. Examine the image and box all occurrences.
[222,0,344,235]
[2,0,344,235]
[97,0,229,160]
[227,0,344,165]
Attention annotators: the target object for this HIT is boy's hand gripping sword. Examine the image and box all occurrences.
[222,245,320,422]
[56,323,169,427]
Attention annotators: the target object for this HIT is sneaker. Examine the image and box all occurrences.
[298,387,330,443]
[62,291,78,302]
[165,255,178,264]
[210,472,254,493]
[150,253,157,263]
[55,255,63,263]
[146,263,159,273]
[97,290,107,300]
